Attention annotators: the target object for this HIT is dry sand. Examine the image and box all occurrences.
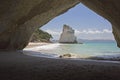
[0,42,120,80]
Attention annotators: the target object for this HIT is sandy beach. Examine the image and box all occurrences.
[25,42,51,48]
[0,50,120,80]
[25,42,120,61]
[0,42,120,80]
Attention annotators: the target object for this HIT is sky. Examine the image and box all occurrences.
[41,3,114,40]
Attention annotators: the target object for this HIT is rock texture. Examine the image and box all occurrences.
[81,0,120,47]
[59,25,77,43]
[0,0,80,50]
[0,0,120,50]
[30,29,52,42]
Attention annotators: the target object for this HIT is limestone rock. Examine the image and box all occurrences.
[59,53,72,58]
[0,0,120,50]
[81,0,120,47]
[59,25,77,43]
[0,0,80,50]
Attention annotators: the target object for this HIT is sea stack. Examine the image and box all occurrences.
[59,25,77,43]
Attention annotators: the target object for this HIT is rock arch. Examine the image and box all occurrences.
[0,0,120,50]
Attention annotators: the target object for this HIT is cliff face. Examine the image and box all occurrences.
[30,29,52,42]
[0,0,120,50]
[59,25,77,43]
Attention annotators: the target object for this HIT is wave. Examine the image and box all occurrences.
[23,43,120,62]
[23,43,62,58]
[23,50,59,58]
[24,43,61,51]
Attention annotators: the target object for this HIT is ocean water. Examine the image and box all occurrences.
[24,41,120,60]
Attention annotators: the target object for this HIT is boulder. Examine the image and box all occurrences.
[59,25,77,43]
[59,53,72,58]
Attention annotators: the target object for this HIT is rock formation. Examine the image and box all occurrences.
[81,0,120,47]
[59,53,72,58]
[59,25,77,43]
[0,0,120,50]
[0,0,80,50]
[30,29,52,42]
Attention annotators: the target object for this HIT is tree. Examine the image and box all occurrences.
[30,29,52,42]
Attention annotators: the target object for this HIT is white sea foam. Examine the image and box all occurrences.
[24,43,61,51]
[23,50,59,58]
[23,42,120,62]
[23,43,61,58]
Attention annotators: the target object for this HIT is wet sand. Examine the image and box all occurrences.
[0,51,120,80]
[26,42,120,61]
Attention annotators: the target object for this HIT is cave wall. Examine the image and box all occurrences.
[81,0,120,47]
[0,0,120,50]
[0,0,80,50]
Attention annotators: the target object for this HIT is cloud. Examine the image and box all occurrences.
[103,29,112,33]
[42,29,114,40]
[75,29,112,35]
[75,29,114,40]
[44,29,112,36]
[44,29,61,36]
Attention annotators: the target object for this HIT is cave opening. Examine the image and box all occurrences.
[41,3,114,41]
[24,3,120,61]
[1,1,120,80]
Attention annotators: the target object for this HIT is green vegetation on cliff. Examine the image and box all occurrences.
[30,29,52,42]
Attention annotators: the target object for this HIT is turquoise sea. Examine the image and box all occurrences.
[24,41,120,60]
